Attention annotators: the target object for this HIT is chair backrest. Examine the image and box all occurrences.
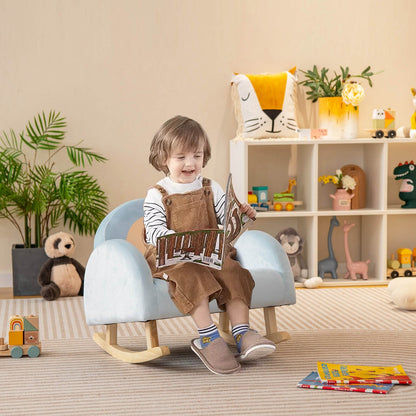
[94,199,147,253]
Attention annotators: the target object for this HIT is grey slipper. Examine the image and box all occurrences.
[238,330,276,362]
[191,337,241,375]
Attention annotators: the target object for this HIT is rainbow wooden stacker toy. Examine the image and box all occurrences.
[0,315,41,359]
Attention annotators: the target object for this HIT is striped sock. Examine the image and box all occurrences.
[232,324,250,352]
[198,323,220,348]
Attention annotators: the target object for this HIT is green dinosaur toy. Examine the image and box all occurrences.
[393,161,416,208]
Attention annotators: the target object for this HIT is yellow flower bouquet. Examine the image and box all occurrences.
[319,169,356,191]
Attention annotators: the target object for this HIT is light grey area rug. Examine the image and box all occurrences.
[0,287,415,416]
[1,286,415,339]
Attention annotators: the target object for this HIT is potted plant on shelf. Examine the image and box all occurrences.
[299,66,380,139]
[318,169,357,210]
[0,110,108,295]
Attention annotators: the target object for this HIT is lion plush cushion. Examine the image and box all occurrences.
[231,68,298,139]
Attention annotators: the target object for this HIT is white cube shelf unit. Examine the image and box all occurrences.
[230,137,416,287]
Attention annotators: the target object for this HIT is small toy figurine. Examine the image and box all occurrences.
[369,108,396,138]
[387,248,416,278]
[298,128,327,140]
[410,88,416,139]
[318,216,339,279]
[393,161,416,208]
[342,221,370,280]
[273,179,302,211]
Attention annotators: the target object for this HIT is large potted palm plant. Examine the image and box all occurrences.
[0,110,108,295]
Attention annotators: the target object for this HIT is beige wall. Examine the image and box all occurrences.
[1,0,415,280]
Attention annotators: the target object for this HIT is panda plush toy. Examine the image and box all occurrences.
[38,232,85,301]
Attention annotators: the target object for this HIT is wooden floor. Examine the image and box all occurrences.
[0,287,41,300]
[0,288,13,299]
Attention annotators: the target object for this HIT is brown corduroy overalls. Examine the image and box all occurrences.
[144,178,255,315]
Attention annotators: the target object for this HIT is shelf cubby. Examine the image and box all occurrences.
[230,137,416,286]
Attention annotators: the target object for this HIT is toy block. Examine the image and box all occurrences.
[372,118,384,129]
[0,337,8,351]
[8,330,23,346]
[385,118,395,129]
[9,315,24,331]
[24,315,39,331]
[24,330,39,345]
[252,186,268,203]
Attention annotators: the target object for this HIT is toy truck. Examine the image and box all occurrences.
[273,179,302,211]
[369,108,397,138]
[0,315,41,358]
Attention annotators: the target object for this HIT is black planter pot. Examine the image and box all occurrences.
[12,245,48,296]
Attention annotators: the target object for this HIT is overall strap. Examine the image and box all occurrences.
[202,177,211,187]
[154,184,167,196]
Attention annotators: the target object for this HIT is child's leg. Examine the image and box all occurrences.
[190,297,240,375]
[226,298,276,361]
[190,297,220,347]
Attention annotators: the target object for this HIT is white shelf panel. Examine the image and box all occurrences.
[256,210,314,218]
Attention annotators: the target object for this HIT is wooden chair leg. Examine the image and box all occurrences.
[105,323,118,345]
[93,320,170,363]
[145,320,160,349]
[263,306,291,344]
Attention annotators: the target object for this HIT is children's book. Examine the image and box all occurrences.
[156,174,254,270]
[317,361,412,385]
[298,372,394,394]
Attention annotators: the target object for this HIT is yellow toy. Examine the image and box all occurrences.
[273,179,302,211]
[411,88,416,139]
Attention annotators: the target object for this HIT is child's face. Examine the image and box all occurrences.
[165,146,204,183]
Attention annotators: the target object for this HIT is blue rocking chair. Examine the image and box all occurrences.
[83,199,296,363]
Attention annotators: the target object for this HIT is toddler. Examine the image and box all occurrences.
[143,115,275,374]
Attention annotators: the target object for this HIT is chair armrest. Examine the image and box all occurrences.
[84,239,158,325]
[235,230,292,274]
[235,230,296,308]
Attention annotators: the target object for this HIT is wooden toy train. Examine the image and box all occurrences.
[387,248,416,279]
[0,315,41,358]
[249,179,302,212]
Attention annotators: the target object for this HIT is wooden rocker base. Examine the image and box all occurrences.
[93,321,170,363]
[93,306,290,363]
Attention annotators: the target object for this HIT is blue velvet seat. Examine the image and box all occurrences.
[84,199,296,363]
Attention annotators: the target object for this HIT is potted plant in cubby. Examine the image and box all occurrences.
[0,110,108,296]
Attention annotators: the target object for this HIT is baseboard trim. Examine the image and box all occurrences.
[0,273,12,287]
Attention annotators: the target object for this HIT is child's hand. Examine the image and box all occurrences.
[240,203,256,220]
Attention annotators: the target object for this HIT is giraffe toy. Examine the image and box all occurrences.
[343,220,370,280]
[318,216,339,279]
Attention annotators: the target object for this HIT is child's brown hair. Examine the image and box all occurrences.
[149,116,211,174]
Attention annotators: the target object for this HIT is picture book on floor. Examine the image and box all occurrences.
[156,174,254,270]
[316,361,412,385]
[297,372,394,394]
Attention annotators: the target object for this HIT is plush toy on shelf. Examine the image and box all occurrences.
[393,161,416,208]
[276,227,322,288]
[38,232,85,301]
